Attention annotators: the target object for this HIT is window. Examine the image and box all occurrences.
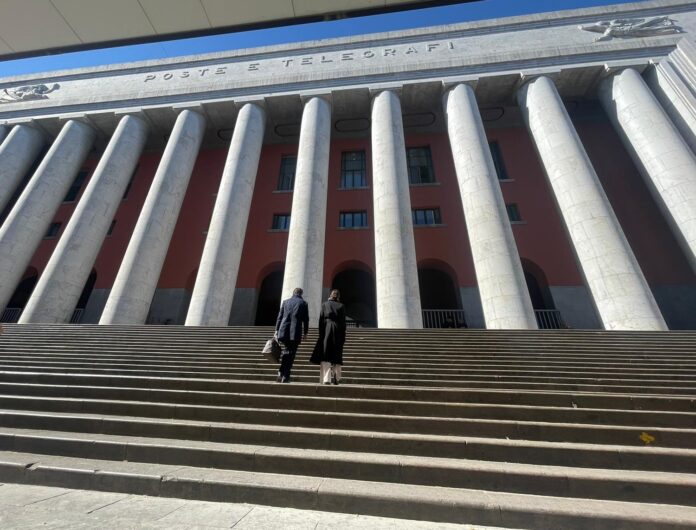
[107,220,116,236]
[340,151,367,189]
[277,155,297,191]
[407,147,436,184]
[44,222,61,239]
[122,165,139,200]
[339,211,368,229]
[506,203,523,223]
[489,141,510,181]
[272,214,291,231]
[64,170,88,202]
[412,208,442,226]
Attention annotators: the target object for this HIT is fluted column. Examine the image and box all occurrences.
[371,90,423,329]
[186,103,265,326]
[20,115,148,323]
[280,97,331,325]
[599,67,696,273]
[518,76,666,331]
[444,83,537,329]
[0,124,46,214]
[0,120,95,311]
[100,110,206,325]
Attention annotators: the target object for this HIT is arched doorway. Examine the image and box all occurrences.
[73,270,97,323]
[255,267,284,325]
[521,258,564,329]
[332,265,376,327]
[2,267,38,322]
[418,261,465,328]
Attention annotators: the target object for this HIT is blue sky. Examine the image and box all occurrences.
[2,0,646,77]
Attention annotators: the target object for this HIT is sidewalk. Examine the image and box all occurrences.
[0,483,509,529]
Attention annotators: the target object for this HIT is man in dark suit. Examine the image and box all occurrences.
[275,287,309,383]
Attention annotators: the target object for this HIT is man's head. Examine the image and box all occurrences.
[293,287,303,296]
[329,289,340,301]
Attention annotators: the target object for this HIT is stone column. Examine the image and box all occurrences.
[0,120,95,312]
[599,67,696,273]
[518,75,666,331]
[371,90,423,329]
[100,110,206,325]
[280,97,331,326]
[20,115,148,323]
[186,103,265,326]
[0,124,46,214]
[444,83,537,329]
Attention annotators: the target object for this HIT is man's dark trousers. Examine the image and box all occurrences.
[278,340,299,381]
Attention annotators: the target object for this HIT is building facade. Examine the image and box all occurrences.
[0,0,695,330]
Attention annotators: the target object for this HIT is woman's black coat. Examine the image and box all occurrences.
[310,300,346,365]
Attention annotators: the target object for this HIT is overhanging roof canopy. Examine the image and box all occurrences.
[0,0,477,60]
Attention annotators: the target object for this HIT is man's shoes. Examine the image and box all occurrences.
[322,381,331,385]
[281,377,291,383]
[331,374,339,386]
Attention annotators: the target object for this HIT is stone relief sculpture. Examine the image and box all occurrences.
[0,83,60,104]
[580,16,683,42]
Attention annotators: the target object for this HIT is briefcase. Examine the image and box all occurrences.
[262,337,281,363]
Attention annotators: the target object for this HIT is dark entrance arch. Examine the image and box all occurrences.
[2,267,39,322]
[255,268,284,326]
[73,270,97,323]
[332,267,376,327]
[521,259,555,310]
[417,268,461,310]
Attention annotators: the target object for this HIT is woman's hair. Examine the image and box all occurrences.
[329,289,340,301]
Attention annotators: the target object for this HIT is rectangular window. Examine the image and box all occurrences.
[64,170,88,202]
[107,220,116,236]
[489,141,510,181]
[506,203,522,223]
[339,210,368,228]
[412,208,442,226]
[44,222,61,239]
[340,151,367,189]
[407,147,436,184]
[272,214,291,231]
[277,155,297,191]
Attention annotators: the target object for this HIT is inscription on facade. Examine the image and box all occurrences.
[142,40,456,84]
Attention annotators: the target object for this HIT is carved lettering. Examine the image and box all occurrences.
[248,63,260,71]
[383,48,396,56]
[198,68,209,77]
[405,46,418,54]
[426,43,439,52]
[341,52,354,61]
[215,67,227,75]
[163,73,173,80]
[321,55,333,63]
[448,41,454,49]
[301,57,313,65]
[144,74,156,82]
[282,59,293,67]
[363,50,375,58]
[180,71,190,78]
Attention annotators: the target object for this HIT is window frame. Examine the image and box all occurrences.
[63,170,89,203]
[406,146,436,185]
[277,155,297,191]
[489,141,511,181]
[271,213,291,231]
[44,222,62,239]
[412,208,442,226]
[338,210,368,229]
[506,203,523,224]
[340,151,368,189]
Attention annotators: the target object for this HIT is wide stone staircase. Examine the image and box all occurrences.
[0,324,695,528]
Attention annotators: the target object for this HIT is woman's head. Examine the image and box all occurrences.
[329,289,340,301]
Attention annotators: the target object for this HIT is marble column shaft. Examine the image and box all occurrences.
[518,76,666,331]
[371,90,423,329]
[599,67,696,273]
[0,124,46,214]
[281,97,332,326]
[100,110,206,325]
[0,120,95,311]
[186,103,265,326]
[20,115,149,323]
[444,83,537,329]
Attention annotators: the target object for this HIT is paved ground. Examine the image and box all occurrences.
[0,483,508,529]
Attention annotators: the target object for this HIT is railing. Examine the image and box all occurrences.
[535,309,565,330]
[70,308,84,324]
[422,309,467,329]
[346,319,376,328]
[0,307,85,324]
[0,307,22,323]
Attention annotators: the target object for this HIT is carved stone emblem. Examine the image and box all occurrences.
[0,83,60,104]
[580,16,683,42]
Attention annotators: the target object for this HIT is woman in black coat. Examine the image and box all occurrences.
[310,289,346,385]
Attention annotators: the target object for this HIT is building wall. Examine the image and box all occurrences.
[19,113,696,329]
